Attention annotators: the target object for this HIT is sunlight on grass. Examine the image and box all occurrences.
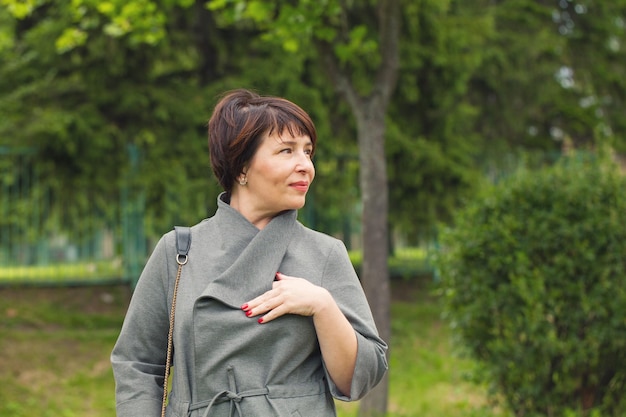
[0,260,123,283]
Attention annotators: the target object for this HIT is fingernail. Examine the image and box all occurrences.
[241,303,248,310]
[246,310,253,317]
[258,317,264,324]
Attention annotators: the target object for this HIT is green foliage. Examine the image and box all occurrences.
[559,1,626,152]
[469,0,626,155]
[387,0,492,242]
[208,0,385,96]
[436,152,626,416]
[0,0,40,19]
[3,0,626,255]
[0,0,361,242]
[0,0,222,237]
[350,247,434,280]
[207,0,342,46]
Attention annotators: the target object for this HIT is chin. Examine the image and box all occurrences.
[286,197,306,210]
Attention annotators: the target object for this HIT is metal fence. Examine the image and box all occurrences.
[0,146,146,287]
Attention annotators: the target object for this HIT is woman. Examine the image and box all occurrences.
[111,89,388,417]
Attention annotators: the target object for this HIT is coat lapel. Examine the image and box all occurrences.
[198,195,298,307]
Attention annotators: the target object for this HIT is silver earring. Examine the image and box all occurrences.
[239,176,248,186]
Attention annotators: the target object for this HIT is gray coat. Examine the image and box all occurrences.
[111,194,388,417]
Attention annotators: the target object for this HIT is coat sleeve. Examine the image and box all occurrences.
[111,234,175,417]
[321,239,388,401]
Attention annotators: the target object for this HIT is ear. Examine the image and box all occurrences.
[237,172,248,186]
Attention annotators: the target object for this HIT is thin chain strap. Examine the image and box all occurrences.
[161,254,187,417]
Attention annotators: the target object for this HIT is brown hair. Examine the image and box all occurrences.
[208,89,317,192]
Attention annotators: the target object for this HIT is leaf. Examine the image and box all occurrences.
[55,28,88,53]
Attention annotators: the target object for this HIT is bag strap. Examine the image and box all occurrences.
[161,226,191,417]
[175,226,191,262]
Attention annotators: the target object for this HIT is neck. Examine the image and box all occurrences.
[228,192,274,230]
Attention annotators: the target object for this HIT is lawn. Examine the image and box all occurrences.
[0,260,124,283]
[0,281,509,417]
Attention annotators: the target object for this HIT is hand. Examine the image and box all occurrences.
[242,272,358,394]
[241,272,331,324]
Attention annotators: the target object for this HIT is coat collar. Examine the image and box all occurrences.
[197,192,298,307]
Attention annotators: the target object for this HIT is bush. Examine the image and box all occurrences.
[435,153,626,416]
[349,247,434,280]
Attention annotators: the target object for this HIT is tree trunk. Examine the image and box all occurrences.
[355,99,391,417]
[315,2,400,414]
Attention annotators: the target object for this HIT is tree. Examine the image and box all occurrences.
[322,5,399,414]
[558,0,626,151]
[0,0,226,236]
[468,0,626,159]
[205,2,400,414]
[0,0,359,240]
[387,0,493,243]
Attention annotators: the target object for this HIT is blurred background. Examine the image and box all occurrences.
[1,1,625,416]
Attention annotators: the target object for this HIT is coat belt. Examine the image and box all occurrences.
[189,366,328,417]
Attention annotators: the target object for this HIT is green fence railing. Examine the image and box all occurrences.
[0,146,147,287]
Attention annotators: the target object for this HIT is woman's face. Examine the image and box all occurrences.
[236,129,315,222]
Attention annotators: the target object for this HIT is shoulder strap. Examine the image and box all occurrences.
[162,226,191,417]
[174,226,191,263]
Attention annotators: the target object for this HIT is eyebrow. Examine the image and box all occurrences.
[277,139,313,147]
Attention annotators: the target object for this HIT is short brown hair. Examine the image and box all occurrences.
[208,89,317,192]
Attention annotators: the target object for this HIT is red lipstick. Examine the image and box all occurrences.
[290,181,309,192]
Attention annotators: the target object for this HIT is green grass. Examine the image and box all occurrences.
[0,283,510,417]
[335,287,510,417]
[0,260,123,284]
[0,246,430,284]
[0,286,127,417]
[349,247,436,280]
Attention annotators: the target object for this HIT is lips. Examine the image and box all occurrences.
[290,181,309,192]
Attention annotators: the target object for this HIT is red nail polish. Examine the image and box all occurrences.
[258,317,264,324]
[246,310,252,317]
[241,304,248,310]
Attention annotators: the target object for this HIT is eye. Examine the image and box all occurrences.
[304,149,313,157]
[280,148,292,154]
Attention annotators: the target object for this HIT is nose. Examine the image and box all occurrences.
[296,152,314,173]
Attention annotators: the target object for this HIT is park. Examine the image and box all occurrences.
[1,1,626,416]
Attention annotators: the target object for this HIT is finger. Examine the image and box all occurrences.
[243,292,284,318]
[243,286,276,310]
[275,271,296,280]
[258,304,288,324]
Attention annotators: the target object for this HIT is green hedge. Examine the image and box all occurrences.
[435,152,626,416]
[349,247,434,280]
